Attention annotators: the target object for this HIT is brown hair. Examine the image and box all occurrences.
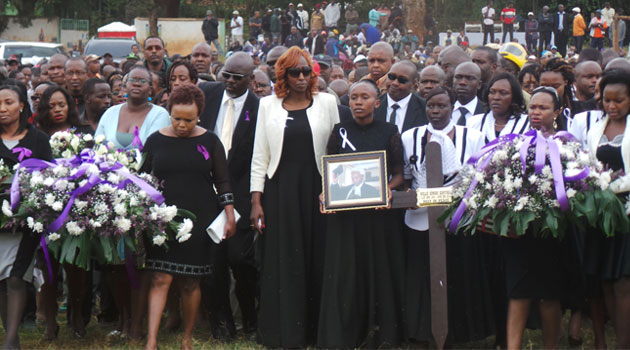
[167,84,205,114]
[273,46,318,99]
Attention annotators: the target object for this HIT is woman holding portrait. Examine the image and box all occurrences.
[250,46,339,347]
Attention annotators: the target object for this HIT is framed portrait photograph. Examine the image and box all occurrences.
[322,151,388,212]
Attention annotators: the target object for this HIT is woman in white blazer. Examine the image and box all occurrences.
[249,47,339,348]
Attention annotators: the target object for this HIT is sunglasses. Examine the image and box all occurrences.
[387,73,410,84]
[222,72,246,81]
[266,60,277,66]
[286,67,312,78]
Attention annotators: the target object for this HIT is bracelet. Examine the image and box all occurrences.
[218,192,235,206]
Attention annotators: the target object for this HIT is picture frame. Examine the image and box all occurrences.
[321,150,388,212]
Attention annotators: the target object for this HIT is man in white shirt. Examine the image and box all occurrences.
[482,0,496,45]
[452,62,487,125]
[198,52,261,337]
[324,0,340,29]
[297,4,309,35]
[374,60,429,133]
[231,10,244,45]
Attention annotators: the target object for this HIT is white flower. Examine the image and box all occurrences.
[511,152,521,161]
[484,195,499,209]
[2,200,13,217]
[475,172,485,183]
[66,221,84,236]
[114,217,132,231]
[578,152,590,164]
[107,173,120,184]
[539,180,552,192]
[61,149,73,159]
[33,222,44,233]
[514,196,529,211]
[513,177,523,189]
[43,177,55,187]
[48,232,61,241]
[70,137,81,151]
[94,203,109,216]
[129,197,139,207]
[86,164,100,176]
[107,141,115,149]
[52,201,63,211]
[566,161,579,169]
[542,166,553,179]
[45,193,56,207]
[492,150,508,163]
[82,134,93,142]
[54,179,68,191]
[89,219,103,228]
[52,166,69,177]
[176,218,194,241]
[30,173,44,186]
[114,203,127,216]
[598,171,612,191]
[27,217,35,229]
[118,154,129,166]
[566,188,577,198]
[152,235,166,246]
[95,134,106,144]
[74,200,88,210]
[94,144,108,156]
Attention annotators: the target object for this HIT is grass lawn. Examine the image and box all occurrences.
[1,311,618,349]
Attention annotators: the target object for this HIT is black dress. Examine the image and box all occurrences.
[141,131,233,276]
[257,108,325,347]
[595,141,630,280]
[317,119,406,348]
[0,125,52,282]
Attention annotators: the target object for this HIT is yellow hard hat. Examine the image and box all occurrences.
[499,42,527,69]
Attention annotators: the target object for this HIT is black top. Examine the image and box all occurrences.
[0,124,53,168]
[327,119,404,177]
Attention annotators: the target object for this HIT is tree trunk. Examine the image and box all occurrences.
[404,0,426,44]
[149,0,159,36]
[163,0,179,17]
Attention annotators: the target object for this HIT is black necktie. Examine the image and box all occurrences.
[389,104,400,125]
[456,106,468,126]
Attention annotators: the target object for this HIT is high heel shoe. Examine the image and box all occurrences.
[44,324,59,341]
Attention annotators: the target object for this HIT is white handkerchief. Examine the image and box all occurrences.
[206,209,241,244]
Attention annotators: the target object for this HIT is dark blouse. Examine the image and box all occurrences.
[0,124,53,167]
[327,119,404,177]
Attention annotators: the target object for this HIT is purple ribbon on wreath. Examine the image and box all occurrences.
[448,130,590,233]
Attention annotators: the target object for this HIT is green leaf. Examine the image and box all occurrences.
[545,210,559,238]
[100,236,114,263]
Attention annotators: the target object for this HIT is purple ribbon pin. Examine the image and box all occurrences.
[197,144,210,160]
[245,110,250,122]
[131,126,143,151]
[12,147,32,161]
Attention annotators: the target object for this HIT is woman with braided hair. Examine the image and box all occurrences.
[539,57,576,130]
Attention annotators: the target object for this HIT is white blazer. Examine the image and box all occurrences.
[250,93,339,193]
[587,114,630,175]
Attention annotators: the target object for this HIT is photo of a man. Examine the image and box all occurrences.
[345,169,380,200]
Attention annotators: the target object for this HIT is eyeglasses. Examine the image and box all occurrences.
[387,73,410,84]
[31,95,40,101]
[255,83,270,89]
[286,67,312,78]
[222,72,246,81]
[128,77,149,85]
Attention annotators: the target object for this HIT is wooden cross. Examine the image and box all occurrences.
[392,141,450,349]
[612,15,630,53]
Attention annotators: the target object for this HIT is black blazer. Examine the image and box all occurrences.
[473,100,488,115]
[374,93,428,133]
[0,125,52,168]
[198,82,259,229]
[553,12,570,34]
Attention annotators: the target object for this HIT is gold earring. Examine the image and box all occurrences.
[20,109,23,112]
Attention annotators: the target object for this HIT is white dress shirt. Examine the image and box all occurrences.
[452,97,479,124]
[387,93,412,133]
[557,11,565,30]
[214,90,248,136]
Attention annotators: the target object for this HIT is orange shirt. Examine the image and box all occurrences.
[573,14,586,36]
[590,17,607,38]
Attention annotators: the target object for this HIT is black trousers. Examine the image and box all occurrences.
[483,24,495,45]
[202,228,258,335]
[554,30,568,57]
[502,23,514,43]
[574,35,585,53]
[539,31,552,52]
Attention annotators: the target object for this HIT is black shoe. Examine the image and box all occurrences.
[211,322,234,342]
[242,318,257,334]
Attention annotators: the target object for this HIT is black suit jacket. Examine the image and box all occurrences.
[374,93,428,133]
[553,12,570,34]
[473,100,488,115]
[198,82,259,230]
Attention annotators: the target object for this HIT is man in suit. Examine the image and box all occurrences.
[198,52,260,339]
[452,62,487,125]
[374,60,428,134]
[346,170,380,199]
[553,4,570,57]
